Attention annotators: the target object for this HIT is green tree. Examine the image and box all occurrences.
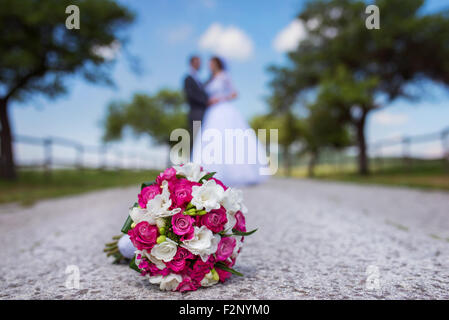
[0,0,134,179]
[251,111,302,176]
[103,89,187,148]
[268,0,449,175]
[301,85,352,177]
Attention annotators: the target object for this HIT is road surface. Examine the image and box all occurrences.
[0,178,448,299]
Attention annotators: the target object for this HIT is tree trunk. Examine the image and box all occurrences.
[307,151,318,178]
[0,98,16,180]
[356,110,369,176]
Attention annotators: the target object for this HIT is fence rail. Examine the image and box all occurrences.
[4,125,449,175]
[294,126,449,172]
[368,126,449,165]
[8,133,166,174]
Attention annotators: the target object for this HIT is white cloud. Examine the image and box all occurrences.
[372,111,408,125]
[200,0,216,8]
[91,40,121,60]
[273,19,307,53]
[198,23,254,60]
[166,25,193,44]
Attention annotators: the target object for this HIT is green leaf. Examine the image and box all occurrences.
[219,228,258,237]
[121,215,133,234]
[231,228,258,236]
[215,262,243,277]
[176,174,185,179]
[141,181,154,190]
[129,256,140,273]
[199,172,216,183]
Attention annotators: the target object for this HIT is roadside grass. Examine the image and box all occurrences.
[280,159,449,191]
[0,169,159,206]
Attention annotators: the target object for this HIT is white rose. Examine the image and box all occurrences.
[146,181,181,218]
[149,275,163,285]
[181,226,220,262]
[143,249,166,270]
[129,206,156,225]
[221,188,243,214]
[160,274,183,291]
[151,238,178,262]
[191,179,225,212]
[200,271,219,287]
[149,274,183,291]
[174,163,206,182]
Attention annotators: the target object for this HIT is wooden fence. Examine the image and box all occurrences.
[9,133,165,174]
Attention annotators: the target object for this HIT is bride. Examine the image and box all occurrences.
[192,56,267,187]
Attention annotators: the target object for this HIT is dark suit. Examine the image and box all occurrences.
[183,74,208,154]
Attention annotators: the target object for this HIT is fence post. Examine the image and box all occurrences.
[402,137,411,169]
[99,145,107,170]
[375,144,383,171]
[442,129,449,171]
[76,145,84,170]
[43,138,52,176]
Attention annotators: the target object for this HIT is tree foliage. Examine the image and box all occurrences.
[267,0,449,175]
[0,0,135,179]
[103,89,187,146]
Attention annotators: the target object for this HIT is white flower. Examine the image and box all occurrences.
[149,275,163,285]
[200,271,219,287]
[240,203,248,214]
[146,181,181,219]
[191,179,225,212]
[149,274,182,291]
[151,238,178,262]
[129,206,156,225]
[142,249,166,270]
[181,226,220,262]
[223,212,236,232]
[231,236,243,259]
[155,218,166,229]
[130,181,180,224]
[174,163,206,182]
[221,188,243,214]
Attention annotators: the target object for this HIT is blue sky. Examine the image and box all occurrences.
[10,0,449,163]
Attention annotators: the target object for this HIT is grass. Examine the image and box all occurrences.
[282,159,449,191]
[0,169,159,206]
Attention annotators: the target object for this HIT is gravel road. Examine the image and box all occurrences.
[1,178,448,299]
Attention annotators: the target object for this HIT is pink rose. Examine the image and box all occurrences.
[190,257,214,283]
[176,275,200,292]
[148,264,170,277]
[172,212,194,237]
[215,267,231,282]
[174,247,194,260]
[128,221,158,250]
[215,237,236,261]
[169,178,199,208]
[211,178,228,190]
[200,207,227,233]
[138,185,161,208]
[234,211,246,232]
[156,167,177,185]
[166,248,194,273]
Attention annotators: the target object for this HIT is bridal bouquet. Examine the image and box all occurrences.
[104,163,256,292]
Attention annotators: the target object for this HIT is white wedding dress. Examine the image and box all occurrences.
[192,72,268,187]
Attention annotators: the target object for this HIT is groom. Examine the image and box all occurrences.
[183,55,208,155]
